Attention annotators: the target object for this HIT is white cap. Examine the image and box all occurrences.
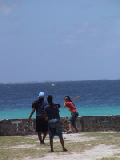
[38,92,44,98]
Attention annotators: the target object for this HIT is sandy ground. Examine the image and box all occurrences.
[29,145,120,160]
[12,133,120,160]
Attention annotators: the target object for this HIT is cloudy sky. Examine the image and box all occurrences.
[0,0,120,83]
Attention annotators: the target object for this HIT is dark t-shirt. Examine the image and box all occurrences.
[44,103,60,120]
[32,99,47,118]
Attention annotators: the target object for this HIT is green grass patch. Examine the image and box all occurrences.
[97,157,120,160]
[81,132,120,147]
[82,132,120,138]
[0,136,50,160]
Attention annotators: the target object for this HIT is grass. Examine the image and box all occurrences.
[0,136,50,160]
[97,158,120,160]
[0,132,120,160]
[82,132,120,147]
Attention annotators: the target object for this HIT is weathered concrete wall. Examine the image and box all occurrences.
[80,116,120,132]
[0,116,120,136]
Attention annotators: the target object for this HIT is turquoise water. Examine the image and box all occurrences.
[1,105,120,120]
[0,80,120,119]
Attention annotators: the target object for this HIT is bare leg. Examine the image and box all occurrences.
[73,125,78,132]
[42,131,48,144]
[38,132,43,144]
[60,138,68,152]
[68,123,72,132]
[50,138,54,152]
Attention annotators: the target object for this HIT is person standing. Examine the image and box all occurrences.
[63,96,79,133]
[28,92,48,145]
[44,95,67,152]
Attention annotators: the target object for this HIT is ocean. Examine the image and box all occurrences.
[0,80,120,120]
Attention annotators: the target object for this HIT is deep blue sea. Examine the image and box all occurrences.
[0,80,120,120]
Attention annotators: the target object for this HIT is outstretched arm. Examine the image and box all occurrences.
[72,96,81,101]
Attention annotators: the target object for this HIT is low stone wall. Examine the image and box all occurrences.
[0,116,120,136]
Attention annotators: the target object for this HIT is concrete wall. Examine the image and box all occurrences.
[0,116,120,136]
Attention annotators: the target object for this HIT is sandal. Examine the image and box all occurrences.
[67,131,72,134]
[63,148,68,152]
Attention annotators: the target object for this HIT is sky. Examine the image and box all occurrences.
[0,0,120,83]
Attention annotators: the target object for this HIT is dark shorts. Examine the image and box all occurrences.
[36,117,48,132]
[68,112,79,126]
[48,119,63,139]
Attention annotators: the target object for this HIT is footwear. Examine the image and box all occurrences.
[67,131,72,134]
[63,148,68,152]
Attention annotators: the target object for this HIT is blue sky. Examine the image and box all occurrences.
[0,0,120,83]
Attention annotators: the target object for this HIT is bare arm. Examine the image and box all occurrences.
[28,108,35,123]
[63,102,66,108]
[54,104,60,108]
[71,96,81,101]
[44,112,48,121]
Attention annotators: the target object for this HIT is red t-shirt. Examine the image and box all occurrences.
[65,101,77,112]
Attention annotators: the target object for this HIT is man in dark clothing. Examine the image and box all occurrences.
[44,95,67,152]
[28,92,48,145]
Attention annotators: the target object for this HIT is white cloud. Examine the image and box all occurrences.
[0,5,13,15]
[58,18,120,57]
[0,0,19,16]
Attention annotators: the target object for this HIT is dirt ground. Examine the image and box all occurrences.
[12,133,120,160]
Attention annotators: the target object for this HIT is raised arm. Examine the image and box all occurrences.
[71,96,81,101]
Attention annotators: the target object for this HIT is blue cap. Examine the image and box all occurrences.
[38,92,44,98]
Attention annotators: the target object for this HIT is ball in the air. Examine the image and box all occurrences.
[52,84,55,87]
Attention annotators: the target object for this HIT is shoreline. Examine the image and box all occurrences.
[1,114,120,121]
